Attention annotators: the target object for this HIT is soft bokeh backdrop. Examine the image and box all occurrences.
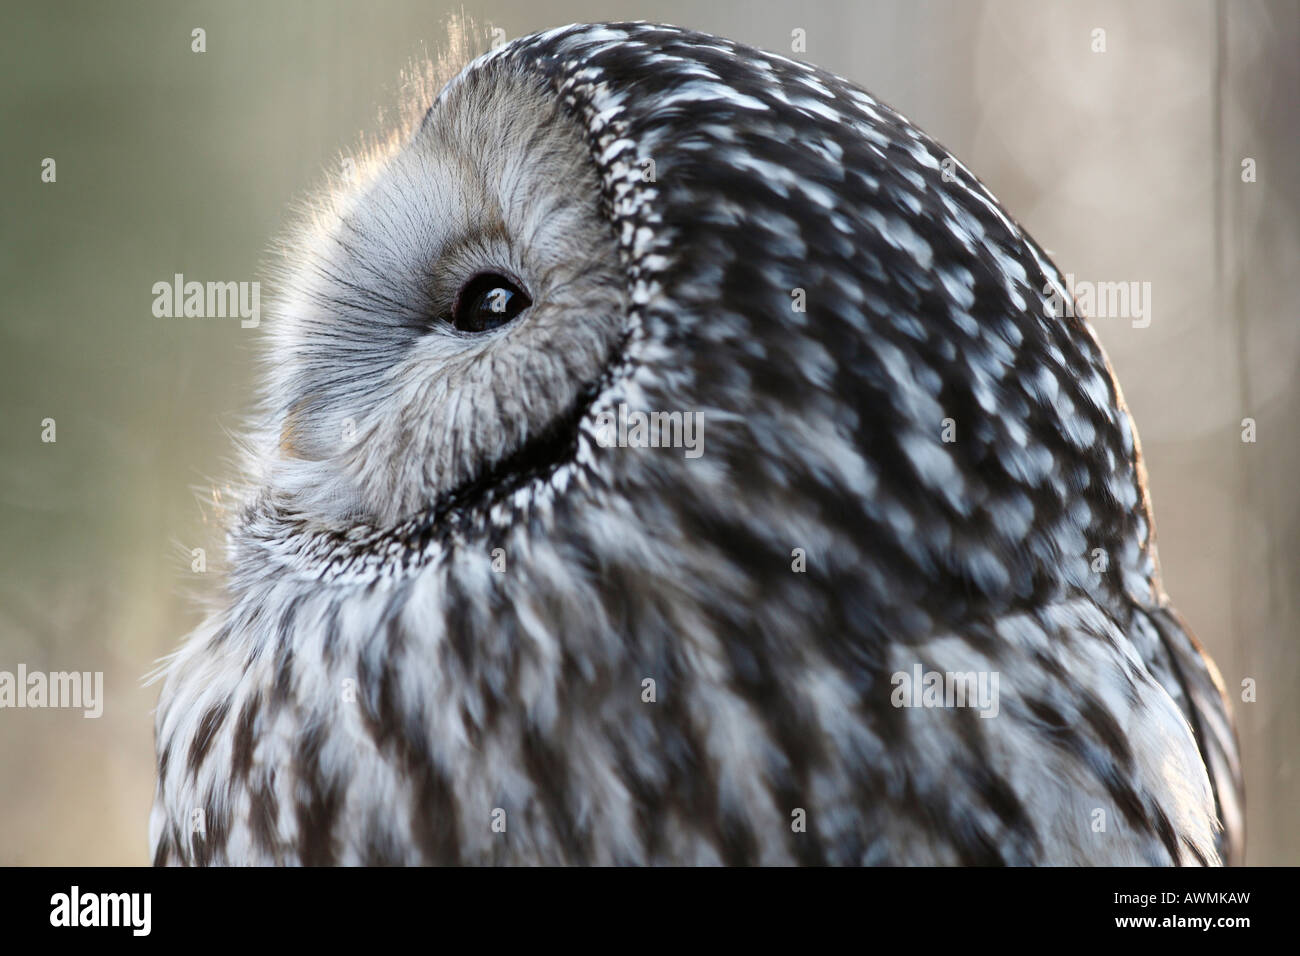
[1,0,1296,864]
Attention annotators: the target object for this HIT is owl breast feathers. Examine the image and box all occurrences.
[150,22,1243,866]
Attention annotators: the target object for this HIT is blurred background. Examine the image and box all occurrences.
[1,0,1296,865]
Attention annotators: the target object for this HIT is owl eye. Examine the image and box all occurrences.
[449,272,532,333]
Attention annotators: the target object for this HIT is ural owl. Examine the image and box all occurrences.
[151,22,1243,866]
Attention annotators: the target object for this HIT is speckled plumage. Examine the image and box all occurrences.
[151,22,1242,866]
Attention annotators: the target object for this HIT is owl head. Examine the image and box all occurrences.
[244,17,1145,639]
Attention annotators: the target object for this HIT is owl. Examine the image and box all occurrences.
[150,22,1243,866]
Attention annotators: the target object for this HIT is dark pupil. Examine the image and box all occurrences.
[451,273,531,333]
